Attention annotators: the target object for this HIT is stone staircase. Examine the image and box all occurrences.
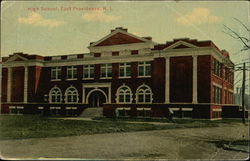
[80,107,103,117]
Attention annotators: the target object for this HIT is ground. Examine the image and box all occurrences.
[0,116,249,160]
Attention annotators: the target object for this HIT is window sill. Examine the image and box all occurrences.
[83,78,94,80]
[51,79,61,81]
[119,76,131,79]
[66,78,77,81]
[137,76,151,78]
[100,77,112,79]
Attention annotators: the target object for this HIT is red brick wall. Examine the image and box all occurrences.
[198,55,211,103]
[211,56,234,104]
[11,67,24,102]
[170,56,193,103]
[1,68,8,102]
[152,58,165,103]
[27,66,42,102]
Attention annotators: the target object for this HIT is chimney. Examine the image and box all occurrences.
[113,27,128,32]
[142,37,152,40]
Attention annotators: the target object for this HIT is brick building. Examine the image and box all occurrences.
[1,27,240,119]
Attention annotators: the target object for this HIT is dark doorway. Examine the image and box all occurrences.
[88,91,106,107]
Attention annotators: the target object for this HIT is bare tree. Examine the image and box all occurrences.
[223,18,250,52]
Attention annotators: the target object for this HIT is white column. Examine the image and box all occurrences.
[165,57,170,103]
[192,55,198,103]
[82,85,85,103]
[24,66,28,103]
[7,67,12,102]
[108,85,111,103]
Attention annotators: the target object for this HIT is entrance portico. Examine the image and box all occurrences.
[82,83,111,107]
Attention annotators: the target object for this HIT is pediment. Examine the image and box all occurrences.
[164,41,198,50]
[6,53,28,62]
[90,29,150,47]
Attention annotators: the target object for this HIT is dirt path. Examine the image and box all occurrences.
[0,123,248,160]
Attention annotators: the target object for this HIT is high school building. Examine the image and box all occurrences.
[1,27,241,119]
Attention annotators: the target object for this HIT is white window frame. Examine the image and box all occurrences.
[49,86,62,103]
[101,63,112,79]
[138,61,151,77]
[83,65,94,79]
[136,84,153,103]
[116,84,133,103]
[51,67,61,81]
[64,86,79,103]
[67,66,77,80]
[119,63,131,78]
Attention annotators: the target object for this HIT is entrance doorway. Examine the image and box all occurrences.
[88,90,106,107]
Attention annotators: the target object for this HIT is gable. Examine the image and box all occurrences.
[172,44,192,49]
[163,40,198,50]
[6,54,28,62]
[94,32,145,47]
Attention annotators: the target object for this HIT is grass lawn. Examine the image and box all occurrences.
[0,115,245,140]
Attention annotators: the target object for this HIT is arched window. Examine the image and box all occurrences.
[136,84,153,103]
[65,86,79,103]
[116,84,133,103]
[49,86,62,103]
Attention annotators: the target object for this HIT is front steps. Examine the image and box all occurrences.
[80,107,103,117]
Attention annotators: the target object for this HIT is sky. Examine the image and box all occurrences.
[1,1,249,91]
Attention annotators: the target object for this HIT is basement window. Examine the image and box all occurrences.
[137,108,151,117]
[115,107,131,117]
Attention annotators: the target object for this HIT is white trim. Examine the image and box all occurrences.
[213,82,222,88]
[163,40,198,50]
[38,106,44,110]
[49,86,63,103]
[64,85,79,103]
[169,108,180,111]
[192,55,198,104]
[6,54,28,62]
[9,106,16,109]
[7,67,12,102]
[85,88,108,104]
[182,108,193,111]
[136,83,153,103]
[16,106,24,109]
[116,84,133,103]
[165,57,170,103]
[82,83,111,103]
[212,108,222,112]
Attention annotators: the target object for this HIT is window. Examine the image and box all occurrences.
[213,85,222,104]
[137,108,151,117]
[101,64,112,78]
[138,61,151,77]
[65,107,78,116]
[83,65,94,79]
[119,63,131,78]
[136,84,153,103]
[116,85,132,103]
[51,67,61,80]
[213,59,222,77]
[67,66,77,79]
[115,108,131,117]
[49,86,62,103]
[65,86,78,103]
